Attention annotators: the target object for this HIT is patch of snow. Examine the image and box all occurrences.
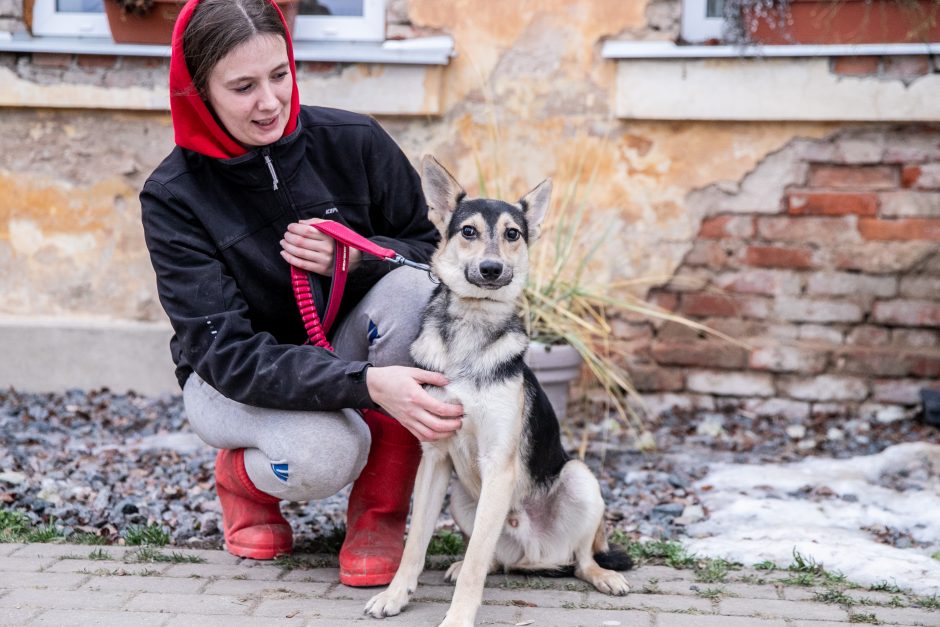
[684,442,940,597]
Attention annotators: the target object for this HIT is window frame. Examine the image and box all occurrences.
[680,0,727,44]
[30,0,111,38]
[292,0,386,43]
[29,0,387,43]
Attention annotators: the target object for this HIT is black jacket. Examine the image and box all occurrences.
[141,106,437,410]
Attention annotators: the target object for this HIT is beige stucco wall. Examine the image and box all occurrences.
[0,0,838,324]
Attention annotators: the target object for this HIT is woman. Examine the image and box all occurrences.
[140,0,462,587]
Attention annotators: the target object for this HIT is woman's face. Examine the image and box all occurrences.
[206,33,292,148]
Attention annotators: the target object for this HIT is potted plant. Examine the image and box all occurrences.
[723,0,940,45]
[105,0,300,45]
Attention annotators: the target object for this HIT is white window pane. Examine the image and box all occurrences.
[705,0,724,19]
[299,0,364,17]
[57,0,103,11]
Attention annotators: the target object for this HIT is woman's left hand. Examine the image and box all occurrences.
[280,218,362,276]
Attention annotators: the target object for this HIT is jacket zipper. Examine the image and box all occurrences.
[262,149,279,191]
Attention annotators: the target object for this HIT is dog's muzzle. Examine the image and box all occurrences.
[466,259,513,289]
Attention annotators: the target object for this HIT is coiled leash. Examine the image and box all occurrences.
[290,220,432,348]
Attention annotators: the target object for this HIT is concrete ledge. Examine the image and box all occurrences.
[0,315,177,395]
[612,57,940,121]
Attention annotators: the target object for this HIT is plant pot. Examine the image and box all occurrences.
[524,341,583,422]
[742,0,940,45]
[104,0,299,45]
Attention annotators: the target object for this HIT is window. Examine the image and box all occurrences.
[294,0,385,42]
[29,0,386,42]
[31,0,110,38]
[680,0,726,44]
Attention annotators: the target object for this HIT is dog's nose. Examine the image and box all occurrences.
[479,260,503,281]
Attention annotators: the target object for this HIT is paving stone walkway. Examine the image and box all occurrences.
[0,542,936,626]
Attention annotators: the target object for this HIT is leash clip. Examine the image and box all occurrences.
[390,254,437,282]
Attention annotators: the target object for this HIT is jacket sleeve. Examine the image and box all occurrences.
[140,179,376,411]
[352,118,439,283]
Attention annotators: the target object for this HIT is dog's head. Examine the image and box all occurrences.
[421,155,551,302]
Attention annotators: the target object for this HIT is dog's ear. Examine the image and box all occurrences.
[519,178,551,241]
[421,155,465,236]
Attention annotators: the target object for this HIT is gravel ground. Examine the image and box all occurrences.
[0,387,935,551]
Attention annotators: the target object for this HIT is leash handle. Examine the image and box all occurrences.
[291,221,430,348]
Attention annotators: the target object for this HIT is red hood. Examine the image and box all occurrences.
[169,0,301,159]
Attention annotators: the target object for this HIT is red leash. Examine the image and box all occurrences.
[290,221,432,349]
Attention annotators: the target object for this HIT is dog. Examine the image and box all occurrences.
[364,156,632,627]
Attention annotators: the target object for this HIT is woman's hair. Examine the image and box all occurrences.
[183,0,288,96]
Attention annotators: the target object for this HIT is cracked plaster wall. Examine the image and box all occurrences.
[0,0,871,325]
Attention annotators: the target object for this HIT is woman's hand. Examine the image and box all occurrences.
[366,366,463,442]
[280,218,362,276]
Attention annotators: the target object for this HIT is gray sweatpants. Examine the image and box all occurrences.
[183,267,435,502]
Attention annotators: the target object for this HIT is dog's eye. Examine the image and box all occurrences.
[461,225,477,239]
[505,228,521,241]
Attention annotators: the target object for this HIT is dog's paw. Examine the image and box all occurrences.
[364,587,410,618]
[443,559,463,584]
[590,569,630,596]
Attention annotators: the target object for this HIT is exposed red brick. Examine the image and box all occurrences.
[744,245,813,269]
[902,163,940,190]
[872,379,935,404]
[787,191,879,216]
[684,241,739,268]
[749,345,828,373]
[32,53,72,68]
[714,269,802,296]
[686,370,775,397]
[846,325,891,346]
[76,55,117,70]
[758,216,860,245]
[913,356,940,377]
[679,293,739,318]
[831,55,880,76]
[774,298,864,323]
[807,165,897,190]
[883,55,931,81]
[650,341,748,369]
[778,375,869,402]
[627,366,685,393]
[872,299,940,326]
[902,165,922,188]
[835,348,922,378]
[892,329,940,348]
[858,218,940,240]
[699,215,755,239]
[647,290,678,312]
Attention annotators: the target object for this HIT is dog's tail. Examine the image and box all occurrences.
[511,548,634,578]
[594,546,634,572]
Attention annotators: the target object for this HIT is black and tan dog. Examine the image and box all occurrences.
[365,156,632,627]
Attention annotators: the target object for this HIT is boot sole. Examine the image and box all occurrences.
[339,568,396,587]
[224,539,293,561]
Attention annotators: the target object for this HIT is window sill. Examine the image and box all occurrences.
[603,40,940,122]
[0,33,453,115]
[601,40,940,59]
[0,32,455,65]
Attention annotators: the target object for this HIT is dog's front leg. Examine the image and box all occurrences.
[365,447,453,619]
[441,460,516,627]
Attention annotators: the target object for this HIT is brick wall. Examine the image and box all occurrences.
[632,128,940,422]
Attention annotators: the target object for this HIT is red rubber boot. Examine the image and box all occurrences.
[215,448,293,560]
[339,409,421,586]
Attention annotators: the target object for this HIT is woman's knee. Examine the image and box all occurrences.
[281,410,371,500]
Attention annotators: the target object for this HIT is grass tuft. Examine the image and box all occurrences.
[848,612,880,624]
[427,530,465,556]
[122,524,170,547]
